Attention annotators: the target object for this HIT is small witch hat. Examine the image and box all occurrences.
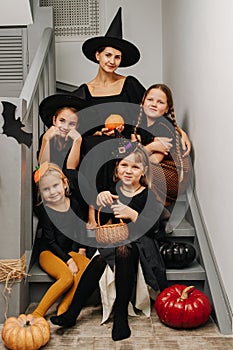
[39,94,89,127]
[112,138,140,159]
[82,7,140,67]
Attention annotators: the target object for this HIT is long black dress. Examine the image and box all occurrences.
[72,76,146,201]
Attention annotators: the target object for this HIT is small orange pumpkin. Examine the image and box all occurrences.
[105,114,124,131]
[2,314,50,350]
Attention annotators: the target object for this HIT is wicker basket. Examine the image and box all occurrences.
[95,207,129,244]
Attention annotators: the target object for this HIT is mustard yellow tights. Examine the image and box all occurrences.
[32,250,89,318]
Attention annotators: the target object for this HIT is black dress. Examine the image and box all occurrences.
[97,185,168,292]
[37,134,74,170]
[72,76,146,199]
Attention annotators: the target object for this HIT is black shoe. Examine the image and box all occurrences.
[50,315,76,328]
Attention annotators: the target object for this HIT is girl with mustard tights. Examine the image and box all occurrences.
[32,162,89,318]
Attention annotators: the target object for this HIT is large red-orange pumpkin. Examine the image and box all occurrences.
[154,284,212,329]
[105,114,124,131]
[1,314,50,350]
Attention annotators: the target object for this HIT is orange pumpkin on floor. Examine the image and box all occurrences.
[105,114,124,131]
[2,313,50,350]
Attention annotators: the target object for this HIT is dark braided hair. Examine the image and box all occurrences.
[134,84,184,182]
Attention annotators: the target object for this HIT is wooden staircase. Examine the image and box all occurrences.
[26,81,232,335]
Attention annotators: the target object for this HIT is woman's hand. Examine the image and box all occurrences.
[111,200,138,222]
[101,124,124,136]
[67,258,79,276]
[96,191,119,207]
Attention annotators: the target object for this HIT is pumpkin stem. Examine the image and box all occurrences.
[178,286,195,301]
[24,320,31,327]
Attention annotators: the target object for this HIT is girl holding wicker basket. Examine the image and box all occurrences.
[50,141,168,341]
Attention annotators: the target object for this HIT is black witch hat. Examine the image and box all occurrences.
[82,7,140,67]
[39,94,89,127]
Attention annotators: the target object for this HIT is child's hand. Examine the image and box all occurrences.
[111,200,138,222]
[44,126,60,141]
[180,132,191,157]
[96,191,119,207]
[66,129,82,142]
[149,137,173,155]
[78,248,86,256]
[67,258,79,276]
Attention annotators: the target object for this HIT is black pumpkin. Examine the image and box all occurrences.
[159,241,196,268]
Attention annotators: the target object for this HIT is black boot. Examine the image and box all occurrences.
[50,255,106,327]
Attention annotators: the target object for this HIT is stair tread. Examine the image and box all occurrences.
[28,264,54,282]
[170,218,195,237]
[166,260,206,280]
[29,259,205,283]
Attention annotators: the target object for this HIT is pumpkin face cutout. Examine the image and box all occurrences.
[159,241,196,269]
[105,114,124,131]
[2,314,50,350]
[155,284,212,329]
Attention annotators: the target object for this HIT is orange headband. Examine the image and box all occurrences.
[34,161,65,183]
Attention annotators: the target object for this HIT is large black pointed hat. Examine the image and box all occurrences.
[82,7,140,67]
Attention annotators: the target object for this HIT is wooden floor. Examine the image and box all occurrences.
[1,303,233,350]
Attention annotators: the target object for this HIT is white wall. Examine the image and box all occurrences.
[55,0,162,88]
[162,0,233,310]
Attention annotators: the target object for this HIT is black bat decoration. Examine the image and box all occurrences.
[1,100,32,148]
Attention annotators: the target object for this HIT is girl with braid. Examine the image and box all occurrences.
[134,84,191,207]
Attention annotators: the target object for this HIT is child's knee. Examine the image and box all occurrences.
[61,270,73,289]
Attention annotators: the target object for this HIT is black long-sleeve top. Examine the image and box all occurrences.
[34,197,85,263]
[97,185,168,291]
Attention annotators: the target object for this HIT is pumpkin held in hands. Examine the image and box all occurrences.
[105,114,124,131]
[2,314,50,350]
[155,284,212,329]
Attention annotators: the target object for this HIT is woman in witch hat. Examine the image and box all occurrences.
[72,7,191,228]
[73,7,190,149]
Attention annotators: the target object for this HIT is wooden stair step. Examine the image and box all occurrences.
[28,264,54,283]
[171,219,195,237]
[166,261,206,281]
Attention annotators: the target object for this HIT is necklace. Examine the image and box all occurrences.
[121,184,142,194]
